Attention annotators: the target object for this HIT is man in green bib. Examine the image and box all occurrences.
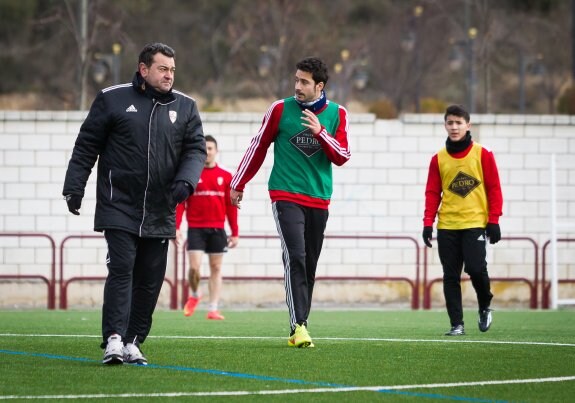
[230,57,351,348]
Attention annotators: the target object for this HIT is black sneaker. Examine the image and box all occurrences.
[444,324,465,336]
[478,308,493,332]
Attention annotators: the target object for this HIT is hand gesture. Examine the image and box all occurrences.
[227,236,239,249]
[65,194,82,215]
[485,223,501,244]
[230,189,243,209]
[422,226,433,248]
[301,109,321,134]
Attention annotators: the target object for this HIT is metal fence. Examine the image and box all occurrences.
[2,232,573,310]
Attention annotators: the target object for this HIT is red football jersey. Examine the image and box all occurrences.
[176,164,238,236]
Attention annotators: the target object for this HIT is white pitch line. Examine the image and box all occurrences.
[1,333,574,347]
[1,375,574,400]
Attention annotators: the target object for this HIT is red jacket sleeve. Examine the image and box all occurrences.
[230,100,283,192]
[314,105,351,166]
[225,174,239,236]
[423,154,442,227]
[481,147,503,224]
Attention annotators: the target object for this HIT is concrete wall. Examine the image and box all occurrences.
[1,110,574,309]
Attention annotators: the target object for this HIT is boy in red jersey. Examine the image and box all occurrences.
[176,135,238,320]
[422,104,503,336]
[230,57,350,348]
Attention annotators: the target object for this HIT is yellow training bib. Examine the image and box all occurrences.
[437,143,488,229]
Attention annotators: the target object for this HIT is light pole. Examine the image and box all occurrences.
[92,43,122,86]
[413,6,423,113]
[467,27,477,113]
[517,50,546,113]
[466,40,546,113]
[257,45,274,78]
[257,39,285,98]
[111,43,122,84]
[333,61,343,103]
[449,28,477,112]
[332,49,369,105]
[518,50,526,113]
[78,0,88,110]
[494,42,544,113]
[334,49,350,104]
[402,6,423,112]
[572,0,575,81]
[352,60,369,91]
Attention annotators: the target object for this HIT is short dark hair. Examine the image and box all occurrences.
[444,104,470,122]
[138,43,175,67]
[205,134,217,149]
[296,57,329,86]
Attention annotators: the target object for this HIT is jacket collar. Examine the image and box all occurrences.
[132,72,175,103]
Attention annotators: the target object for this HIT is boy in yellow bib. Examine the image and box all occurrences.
[422,104,503,336]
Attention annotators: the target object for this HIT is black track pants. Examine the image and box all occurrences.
[102,230,169,345]
[437,228,493,327]
[272,201,328,332]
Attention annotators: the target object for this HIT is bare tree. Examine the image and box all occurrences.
[0,0,571,114]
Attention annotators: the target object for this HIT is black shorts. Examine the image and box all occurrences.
[187,228,228,254]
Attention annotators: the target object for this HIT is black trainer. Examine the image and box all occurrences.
[478,308,493,332]
[444,324,465,336]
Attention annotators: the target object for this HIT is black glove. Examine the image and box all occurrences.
[485,223,501,244]
[65,194,82,215]
[422,226,433,248]
[171,181,191,204]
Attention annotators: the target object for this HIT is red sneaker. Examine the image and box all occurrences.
[206,310,225,320]
[183,296,200,317]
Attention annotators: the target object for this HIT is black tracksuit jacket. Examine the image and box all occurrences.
[63,72,206,238]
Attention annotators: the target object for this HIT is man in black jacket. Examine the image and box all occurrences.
[63,42,206,365]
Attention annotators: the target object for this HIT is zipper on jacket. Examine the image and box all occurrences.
[108,170,113,200]
[139,102,156,237]
[138,97,177,237]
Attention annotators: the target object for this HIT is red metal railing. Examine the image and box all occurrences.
[4,231,555,310]
[59,235,180,309]
[180,234,421,309]
[541,238,575,309]
[0,233,56,309]
[422,236,539,309]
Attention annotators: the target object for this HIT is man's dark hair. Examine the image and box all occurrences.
[444,104,470,122]
[138,43,175,67]
[205,134,217,149]
[296,57,329,86]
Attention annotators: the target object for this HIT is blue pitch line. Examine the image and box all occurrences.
[146,363,344,388]
[0,349,343,388]
[0,349,93,363]
[0,349,506,402]
[377,389,508,402]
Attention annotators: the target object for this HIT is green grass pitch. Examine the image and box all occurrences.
[1,309,574,402]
